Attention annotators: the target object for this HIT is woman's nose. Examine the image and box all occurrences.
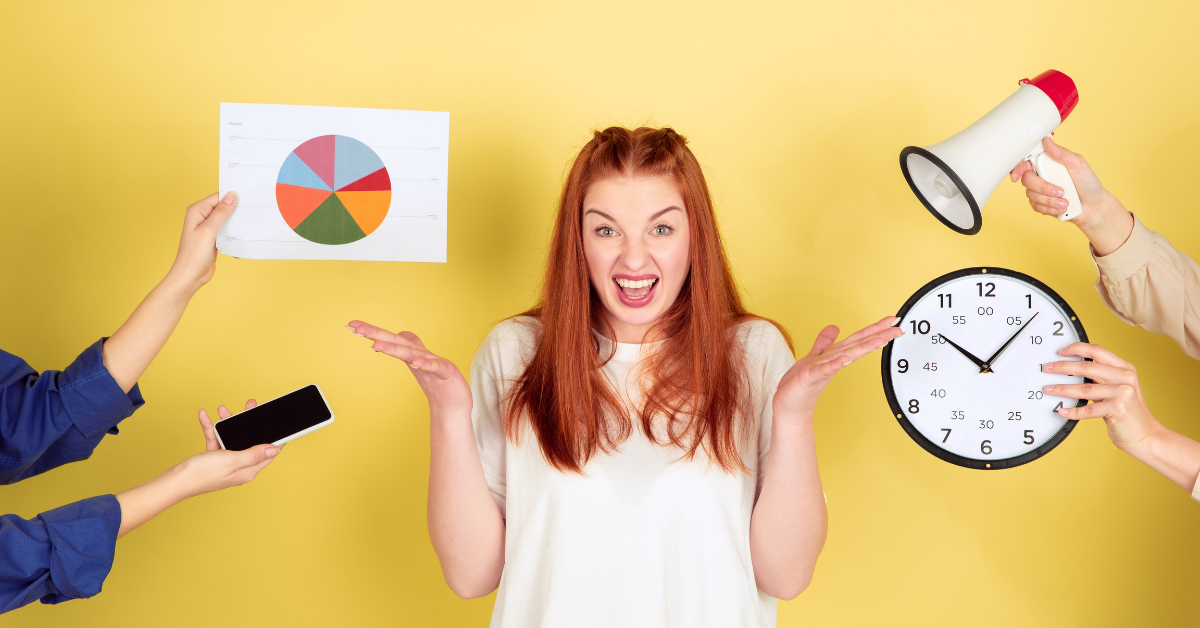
[620,239,650,270]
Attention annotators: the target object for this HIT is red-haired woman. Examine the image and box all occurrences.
[349,127,902,627]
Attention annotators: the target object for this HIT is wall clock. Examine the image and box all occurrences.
[881,267,1089,469]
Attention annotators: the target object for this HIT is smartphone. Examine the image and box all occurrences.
[213,384,334,451]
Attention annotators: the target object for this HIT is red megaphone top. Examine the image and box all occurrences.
[1021,70,1079,123]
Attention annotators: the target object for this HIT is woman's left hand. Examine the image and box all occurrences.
[772,316,903,420]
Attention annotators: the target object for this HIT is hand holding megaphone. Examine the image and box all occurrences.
[1009,137,1136,257]
[1010,137,1099,221]
[901,70,1083,235]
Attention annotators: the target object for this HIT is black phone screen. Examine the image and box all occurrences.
[214,385,332,451]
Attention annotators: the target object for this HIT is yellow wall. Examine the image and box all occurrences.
[3,0,1199,625]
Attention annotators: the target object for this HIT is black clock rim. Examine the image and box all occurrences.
[880,266,1090,470]
[899,146,982,236]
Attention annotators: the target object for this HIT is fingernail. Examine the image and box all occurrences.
[843,359,853,366]
[345,325,355,331]
[372,348,380,352]
[265,447,278,458]
[221,192,237,204]
[1040,363,1048,372]
[1054,188,1064,197]
[1057,199,1067,208]
[1043,385,1053,392]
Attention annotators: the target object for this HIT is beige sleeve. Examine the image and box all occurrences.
[1192,478,1200,503]
[1091,214,1200,360]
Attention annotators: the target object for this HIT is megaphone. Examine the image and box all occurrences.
[901,70,1080,235]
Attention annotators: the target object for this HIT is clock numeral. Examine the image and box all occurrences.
[930,389,946,398]
[896,359,909,373]
[1026,294,1032,308]
[1007,411,1022,421]
[1052,401,1064,413]
[950,410,965,420]
[1024,430,1035,445]
[908,399,920,414]
[951,315,966,325]
[1052,321,1064,336]
[923,362,937,372]
[976,307,994,316]
[1030,335,1042,345]
[938,293,952,308]
[979,420,994,429]
[981,440,993,455]
[1028,390,1043,399]
[931,334,948,345]
[910,320,931,335]
[977,282,996,297]
[1006,316,1022,326]
[940,428,951,443]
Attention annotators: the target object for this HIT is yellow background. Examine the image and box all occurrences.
[3,0,1199,625]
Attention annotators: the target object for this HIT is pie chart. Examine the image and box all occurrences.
[275,135,392,245]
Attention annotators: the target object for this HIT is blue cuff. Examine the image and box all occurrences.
[58,339,145,439]
[38,494,121,604]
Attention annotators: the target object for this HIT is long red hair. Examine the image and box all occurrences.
[506,126,792,473]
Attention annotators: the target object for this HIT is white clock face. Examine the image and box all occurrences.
[882,268,1088,469]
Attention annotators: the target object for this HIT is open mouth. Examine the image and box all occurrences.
[613,276,659,308]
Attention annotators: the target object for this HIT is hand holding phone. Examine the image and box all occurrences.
[214,384,335,451]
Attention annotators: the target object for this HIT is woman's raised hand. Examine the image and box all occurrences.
[1041,343,1159,451]
[772,316,904,420]
[347,321,472,415]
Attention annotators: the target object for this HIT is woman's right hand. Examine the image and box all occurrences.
[1008,137,1134,256]
[347,321,472,416]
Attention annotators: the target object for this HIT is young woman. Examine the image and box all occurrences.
[349,126,902,627]
[1012,138,1200,498]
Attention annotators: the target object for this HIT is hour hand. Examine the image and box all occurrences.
[938,334,990,373]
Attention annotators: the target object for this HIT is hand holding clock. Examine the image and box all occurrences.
[1043,342,1200,493]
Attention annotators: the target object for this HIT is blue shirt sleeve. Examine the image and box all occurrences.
[0,339,145,484]
[0,495,121,613]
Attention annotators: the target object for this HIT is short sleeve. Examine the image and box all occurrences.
[470,356,509,518]
[744,322,797,497]
[468,318,538,519]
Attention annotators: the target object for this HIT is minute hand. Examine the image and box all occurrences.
[937,333,990,372]
[982,312,1039,371]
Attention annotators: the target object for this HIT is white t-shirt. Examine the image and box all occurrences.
[470,317,796,628]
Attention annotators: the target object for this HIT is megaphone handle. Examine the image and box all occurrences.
[1031,152,1083,221]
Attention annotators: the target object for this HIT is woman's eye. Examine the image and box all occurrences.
[652,224,673,236]
[595,227,616,237]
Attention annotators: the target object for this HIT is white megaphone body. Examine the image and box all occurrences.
[901,70,1080,235]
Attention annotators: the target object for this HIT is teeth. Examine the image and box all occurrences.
[615,278,656,289]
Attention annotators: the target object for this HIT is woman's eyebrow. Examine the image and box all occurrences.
[583,206,681,223]
[648,206,683,221]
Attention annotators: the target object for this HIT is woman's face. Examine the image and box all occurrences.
[582,175,692,343]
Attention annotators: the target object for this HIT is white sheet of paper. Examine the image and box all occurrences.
[217,103,449,262]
